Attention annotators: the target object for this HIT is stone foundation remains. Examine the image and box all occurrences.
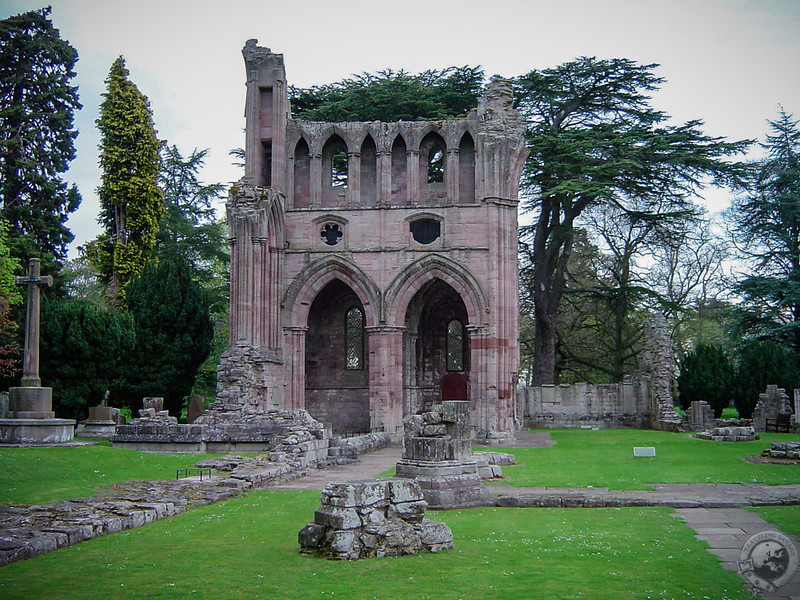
[395,401,492,509]
[298,478,453,560]
[113,397,331,463]
[695,426,759,442]
[762,442,800,460]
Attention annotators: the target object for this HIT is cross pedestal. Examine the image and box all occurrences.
[0,258,75,444]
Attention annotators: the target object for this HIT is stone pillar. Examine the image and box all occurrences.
[367,326,405,435]
[285,326,308,411]
[395,401,492,509]
[346,151,360,207]
[310,154,322,208]
[407,150,420,206]
[377,150,392,206]
[446,148,459,202]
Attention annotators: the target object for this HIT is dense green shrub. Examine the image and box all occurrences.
[116,255,213,415]
[677,343,735,416]
[40,297,134,420]
[733,340,800,418]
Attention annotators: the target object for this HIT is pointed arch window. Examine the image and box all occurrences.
[446,319,465,371]
[427,146,445,183]
[345,306,365,369]
[331,149,348,187]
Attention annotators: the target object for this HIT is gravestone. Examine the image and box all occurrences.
[186,395,205,424]
[394,401,492,509]
[78,395,120,439]
[0,259,75,443]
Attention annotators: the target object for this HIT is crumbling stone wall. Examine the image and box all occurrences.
[753,385,793,432]
[520,313,682,430]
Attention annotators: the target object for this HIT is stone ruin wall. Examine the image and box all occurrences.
[519,381,654,429]
[520,314,682,430]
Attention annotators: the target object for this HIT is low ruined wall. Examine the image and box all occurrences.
[518,381,655,429]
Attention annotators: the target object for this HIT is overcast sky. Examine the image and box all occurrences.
[3,0,799,257]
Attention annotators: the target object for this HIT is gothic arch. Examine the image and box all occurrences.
[283,255,381,328]
[383,254,488,327]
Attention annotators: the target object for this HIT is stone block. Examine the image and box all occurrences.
[416,520,454,547]
[298,522,326,548]
[388,501,427,524]
[143,397,164,412]
[314,506,361,530]
[386,478,425,503]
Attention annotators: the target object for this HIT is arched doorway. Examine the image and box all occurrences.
[304,279,369,434]
[403,279,470,415]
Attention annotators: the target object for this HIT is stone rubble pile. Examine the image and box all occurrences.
[298,478,453,560]
[473,451,515,479]
[133,397,178,424]
[761,441,800,460]
[695,426,759,442]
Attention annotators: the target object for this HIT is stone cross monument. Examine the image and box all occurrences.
[16,258,52,387]
[0,258,75,443]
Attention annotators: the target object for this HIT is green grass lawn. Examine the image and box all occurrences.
[0,490,753,600]
[2,429,797,599]
[490,429,800,490]
[750,505,800,537]
[0,441,227,504]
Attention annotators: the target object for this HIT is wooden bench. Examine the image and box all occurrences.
[765,413,792,433]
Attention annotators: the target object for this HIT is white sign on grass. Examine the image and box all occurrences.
[633,446,656,457]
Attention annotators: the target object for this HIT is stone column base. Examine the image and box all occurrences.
[76,421,118,439]
[395,458,493,509]
[0,418,75,444]
[7,387,54,419]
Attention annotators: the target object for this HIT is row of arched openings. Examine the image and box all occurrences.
[292,131,475,208]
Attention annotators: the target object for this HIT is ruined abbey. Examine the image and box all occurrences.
[212,41,528,442]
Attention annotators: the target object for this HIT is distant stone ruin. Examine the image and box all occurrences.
[753,385,793,432]
[519,313,682,431]
[695,426,759,442]
[683,401,716,432]
[298,478,453,560]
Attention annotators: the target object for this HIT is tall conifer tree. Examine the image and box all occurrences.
[88,57,162,303]
[0,7,81,267]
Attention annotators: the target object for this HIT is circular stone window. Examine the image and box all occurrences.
[321,223,343,246]
[410,219,440,245]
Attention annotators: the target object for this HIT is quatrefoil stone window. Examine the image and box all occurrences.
[321,223,343,246]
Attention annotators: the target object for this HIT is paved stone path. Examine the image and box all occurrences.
[492,482,800,508]
[671,508,800,600]
[278,444,403,490]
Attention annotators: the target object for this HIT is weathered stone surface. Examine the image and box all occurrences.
[520,314,681,431]
[762,441,800,460]
[696,426,759,442]
[216,42,527,443]
[752,385,794,432]
[299,478,451,560]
